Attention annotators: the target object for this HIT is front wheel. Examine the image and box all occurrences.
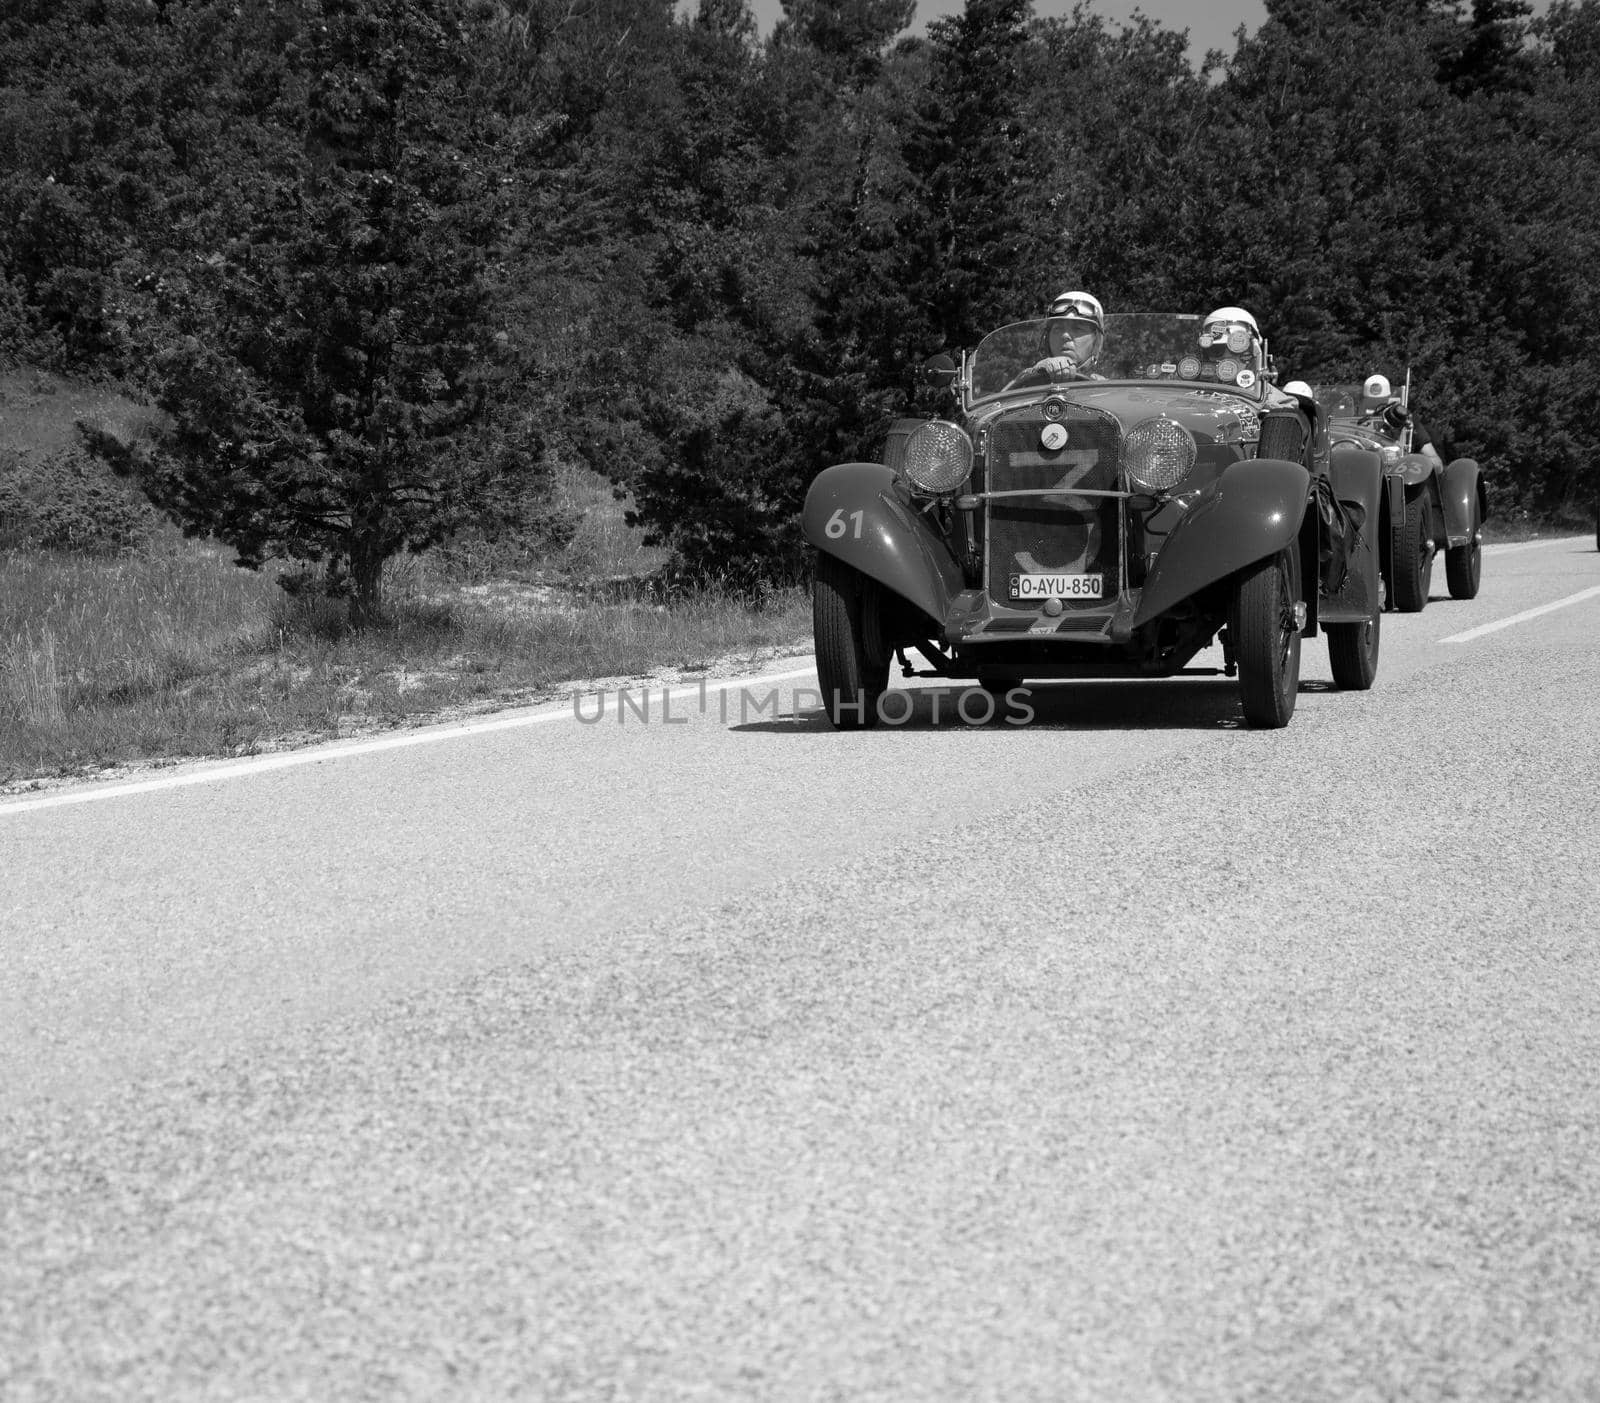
[1393,489,1434,612]
[1232,550,1301,729]
[813,552,890,730]
[1327,607,1380,690]
[1445,500,1483,599]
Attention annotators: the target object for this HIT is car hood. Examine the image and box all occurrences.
[1046,383,1265,444]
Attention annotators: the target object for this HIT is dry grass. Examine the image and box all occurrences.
[1,369,811,784]
[0,533,810,784]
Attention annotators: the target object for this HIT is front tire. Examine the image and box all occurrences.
[1233,550,1301,729]
[813,552,889,730]
[1393,489,1434,612]
[1445,499,1483,599]
[1327,607,1380,690]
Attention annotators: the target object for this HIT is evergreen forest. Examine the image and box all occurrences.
[3,0,1597,610]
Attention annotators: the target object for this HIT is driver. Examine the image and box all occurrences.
[1199,306,1263,388]
[1032,290,1105,379]
[1363,372,1443,465]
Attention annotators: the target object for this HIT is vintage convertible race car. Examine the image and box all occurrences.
[1314,383,1485,611]
[803,311,1385,730]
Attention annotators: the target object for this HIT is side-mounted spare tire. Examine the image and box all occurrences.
[813,551,890,730]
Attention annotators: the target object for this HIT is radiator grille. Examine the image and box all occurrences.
[1257,412,1307,465]
[984,405,1121,611]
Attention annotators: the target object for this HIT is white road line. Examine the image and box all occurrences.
[0,661,821,818]
[1483,536,1591,556]
[1440,586,1600,645]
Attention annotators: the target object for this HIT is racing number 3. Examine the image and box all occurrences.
[825,509,865,540]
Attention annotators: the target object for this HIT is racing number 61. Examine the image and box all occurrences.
[825,509,864,540]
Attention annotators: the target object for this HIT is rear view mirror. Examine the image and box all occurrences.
[920,353,957,388]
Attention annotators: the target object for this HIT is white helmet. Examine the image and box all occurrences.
[1362,373,1392,405]
[1048,289,1104,328]
[1044,289,1104,369]
[1202,305,1260,354]
[1283,379,1313,399]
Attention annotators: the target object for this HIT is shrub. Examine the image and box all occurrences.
[0,443,158,554]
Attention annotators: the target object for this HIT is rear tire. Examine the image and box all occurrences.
[1327,608,1380,691]
[1393,489,1434,612]
[813,552,889,730]
[1445,499,1483,599]
[1233,550,1301,729]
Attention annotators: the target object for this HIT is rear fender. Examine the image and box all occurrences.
[1132,457,1310,627]
[803,463,961,628]
[1322,443,1383,623]
[1439,458,1483,545]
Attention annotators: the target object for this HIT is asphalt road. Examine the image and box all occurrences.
[4,538,1599,1401]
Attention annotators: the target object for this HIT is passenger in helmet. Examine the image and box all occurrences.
[1199,305,1265,388]
[1032,290,1105,380]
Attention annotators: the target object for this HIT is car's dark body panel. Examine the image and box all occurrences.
[1323,445,1384,623]
[1439,456,1485,547]
[801,464,959,629]
[1130,457,1309,626]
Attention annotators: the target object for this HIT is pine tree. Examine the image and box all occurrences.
[130,0,513,626]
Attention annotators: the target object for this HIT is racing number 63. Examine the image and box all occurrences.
[825,509,865,540]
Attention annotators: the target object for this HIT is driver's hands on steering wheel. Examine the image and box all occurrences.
[1032,355,1081,380]
[1002,356,1080,391]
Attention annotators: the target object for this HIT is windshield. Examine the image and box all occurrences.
[968,312,1268,403]
[1314,384,1366,419]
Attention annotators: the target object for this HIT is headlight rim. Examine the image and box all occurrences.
[903,419,974,496]
[1123,415,1198,493]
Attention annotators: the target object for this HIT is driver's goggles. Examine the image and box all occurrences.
[1052,297,1100,321]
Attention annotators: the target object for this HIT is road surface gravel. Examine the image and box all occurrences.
[3,539,1598,1401]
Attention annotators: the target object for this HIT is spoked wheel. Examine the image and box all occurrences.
[1393,489,1434,612]
[1327,605,1380,691]
[812,551,889,729]
[1445,499,1483,599]
[1233,549,1302,729]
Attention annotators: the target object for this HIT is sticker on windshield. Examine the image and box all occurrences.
[1235,368,1257,389]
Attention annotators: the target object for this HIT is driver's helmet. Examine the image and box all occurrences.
[1042,289,1105,371]
[1362,373,1393,411]
[1199,306,1263,387]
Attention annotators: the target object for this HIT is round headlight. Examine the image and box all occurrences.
[1123,416,1197,492]
[903,420,973,494]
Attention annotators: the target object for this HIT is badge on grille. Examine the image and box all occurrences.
[1040,422,1069,451]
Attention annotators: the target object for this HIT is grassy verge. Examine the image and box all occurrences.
[0,371,811,787]
[0,541,811,786]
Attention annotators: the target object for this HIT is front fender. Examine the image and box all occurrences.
[1396,452,1439,489]
[1439,457,1484,545]
[803,463,962,627]
[1132,457,1310,626]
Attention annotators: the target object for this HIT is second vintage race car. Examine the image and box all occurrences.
[1314,382,1486,611]
[803,311,1386,730]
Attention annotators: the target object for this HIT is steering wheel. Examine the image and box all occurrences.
[1001,360,1080,393]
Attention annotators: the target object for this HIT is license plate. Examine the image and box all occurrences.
[1010,573,1102,600]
